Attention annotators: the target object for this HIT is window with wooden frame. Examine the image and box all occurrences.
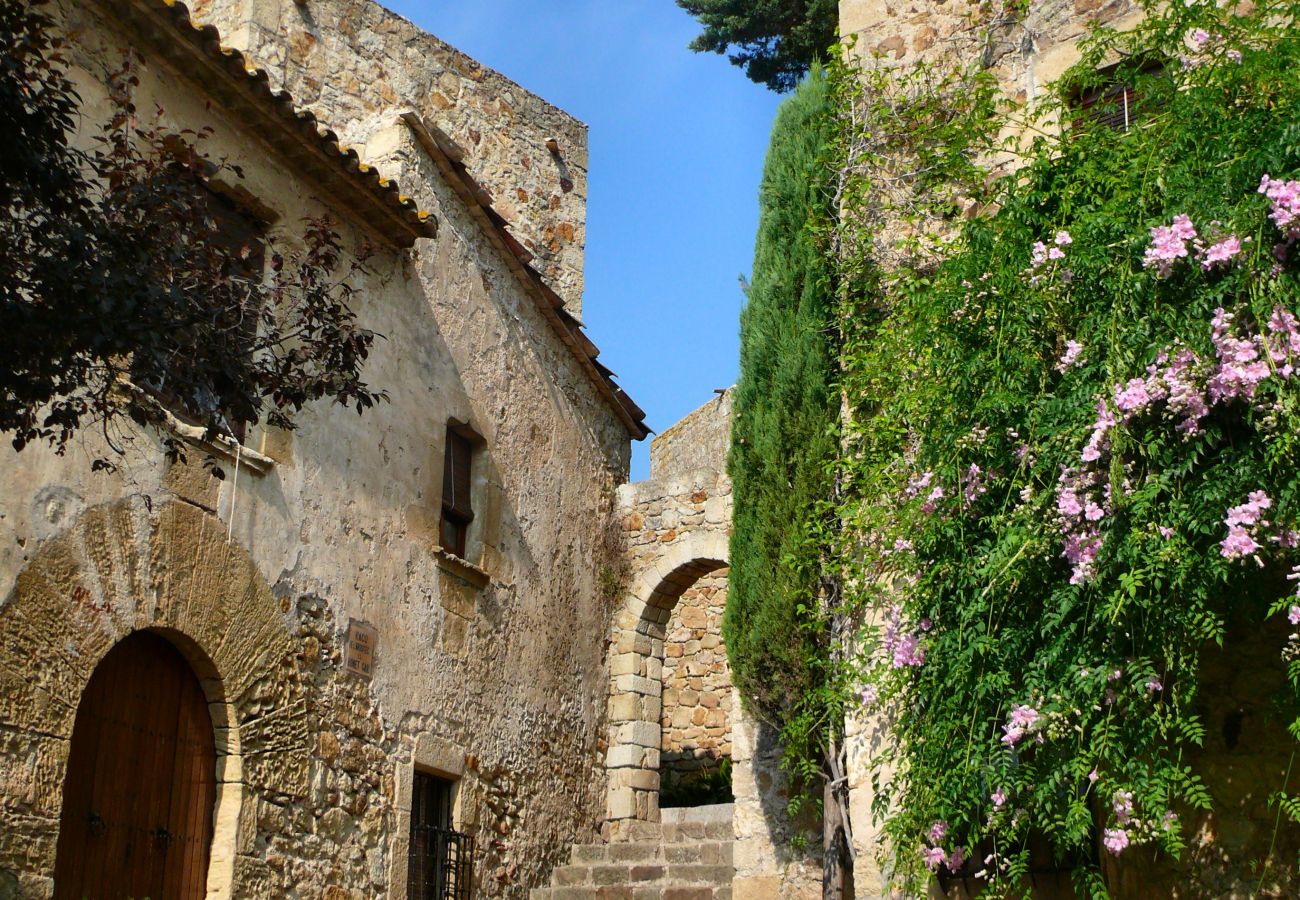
[133,187,265,445]
[440,422,479,559]
[1070,59,1166,133]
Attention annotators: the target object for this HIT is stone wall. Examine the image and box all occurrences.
[660,570,732,778]
[190,0,590,317]
[839,0,1143,113]
[606,469,732,832]
[650,389,734,480]
[0,2,635,897]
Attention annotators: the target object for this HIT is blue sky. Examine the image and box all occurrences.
[383,1,783,480]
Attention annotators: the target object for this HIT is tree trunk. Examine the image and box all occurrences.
[823,743,855,899]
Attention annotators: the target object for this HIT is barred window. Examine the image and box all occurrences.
[408,772,473,900]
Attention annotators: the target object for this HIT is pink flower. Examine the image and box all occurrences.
[1208,308,1271,404]
[1289,606,1300,626]
[1114,378,1152,417]
[1260,175,1300,239]
[1055,230,1073,246]
[1190,28,1211,49]
[1146,676,1163,694]
[906,470,933,497]
[947,847,966,872]
[1143,215,1197,277]
[991,788,1008,809]
[921,846,947,871]
[1158,526,1174,539]
[1103,828,1130,856]
[929,820,949,844]
[1201,235,1243,270]
[1113,790,1134,824]
[1088,768,1100,784]
[1002,704,1041,745]
[1225,490,1272,528]
[860,684,879,706]
[1220,525,1261,560]
[1057,339,1084,372]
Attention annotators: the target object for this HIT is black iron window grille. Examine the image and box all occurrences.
[407,824,474,900]
[408,771,473,900]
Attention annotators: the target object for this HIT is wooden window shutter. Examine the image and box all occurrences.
[443,430,474,523]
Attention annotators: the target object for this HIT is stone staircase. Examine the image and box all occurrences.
[530,804,735,900]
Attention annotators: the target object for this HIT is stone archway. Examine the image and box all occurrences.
[604,521,729,836]
[0,497,304,898]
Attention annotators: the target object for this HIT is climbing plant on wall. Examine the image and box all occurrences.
[826,0,1300,894]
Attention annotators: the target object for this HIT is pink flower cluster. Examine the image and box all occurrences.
[1027,231,1072,285]
[1260,174,1300,239]
[1103,827,1130,856]
[1001,703,1042,746]
[1143,215,1197,277]
[883,605,927,668]
[1056,467,1107,584]
[920,821,965,873]
[961,463,989,506]
[1208,308,1271,403]
[1220,490,1271,562]
[1267,307,1300,378]
[1143,214,1247,277]
[908,470,945,515]
[1202,235,1244,270]
[1057,339,1085,372]
[1113,790,1134,825]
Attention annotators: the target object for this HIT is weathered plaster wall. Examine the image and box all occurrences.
[0,2,632,897]
[660,570,732,777]
[189,0,590,317]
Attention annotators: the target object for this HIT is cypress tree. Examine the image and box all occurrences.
[725,69,837,730]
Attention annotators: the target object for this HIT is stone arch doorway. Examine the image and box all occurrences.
[0,497,304,897]
[604,530,729,837]
[54,630,217,900]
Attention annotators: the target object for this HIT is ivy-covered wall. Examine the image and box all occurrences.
[827,0,1300,895]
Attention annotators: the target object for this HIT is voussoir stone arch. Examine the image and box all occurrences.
[0,496,305,899]
[605,469,731,836]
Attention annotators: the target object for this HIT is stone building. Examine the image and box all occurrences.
[0,0,648,898]
[838,1,1300,897]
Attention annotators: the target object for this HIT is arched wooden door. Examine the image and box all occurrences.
[54,631,217,900]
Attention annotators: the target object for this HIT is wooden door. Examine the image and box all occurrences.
[54,631,217,900]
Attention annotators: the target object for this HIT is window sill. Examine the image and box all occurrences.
[433,547,490,588]
[121,379,275,475]
[159,408,274,475]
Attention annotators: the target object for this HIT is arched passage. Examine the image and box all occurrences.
[604,529,729,835]
[54,630,217,900]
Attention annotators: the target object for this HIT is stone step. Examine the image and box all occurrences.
[549,860,734,885]
[540,807,736,898]
[570,840,733,866]
[531,888,732,900]
[614,819,733,844]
